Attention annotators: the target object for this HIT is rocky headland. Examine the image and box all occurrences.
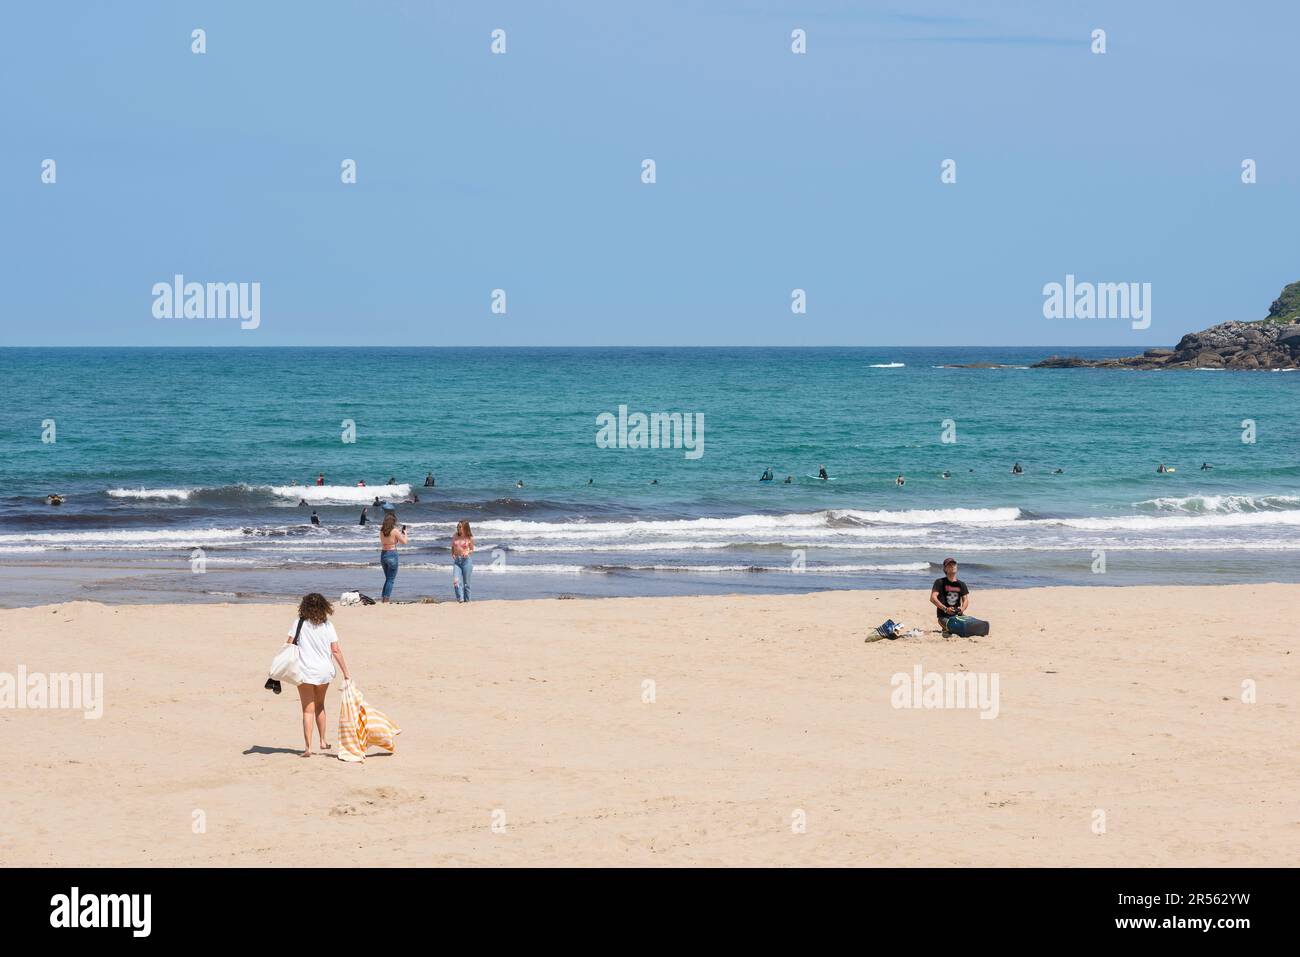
[1034,281,1300,370]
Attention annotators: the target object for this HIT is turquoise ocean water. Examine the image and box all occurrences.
[0,347,1297,606]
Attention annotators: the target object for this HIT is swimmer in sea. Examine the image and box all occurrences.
[298,498,308,507]
[516,480,524,488]
[1053,468,1064,474]
[1201,462,1213,470]
[316,473,325,486]
[760,467,774,482]
[1011,462,1023,475]
[896,474,906,487]
[941,471,951,480]
[387,476,396,485]
[424,472,435,487]
[1156,463,1167,473]
[783,475,793,484]
[311,511,321,526]
[818,465,829,480]
[650,479,658,485]
[359,507,368,526]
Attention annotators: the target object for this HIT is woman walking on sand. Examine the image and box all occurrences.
[286,593,351,757]
[379,510,409,603]
[451,520,474,603]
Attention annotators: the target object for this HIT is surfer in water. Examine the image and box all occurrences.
[783,475,793,484]
[311,511,321,526]
[424,472,435,487]
[1156,463,1167,473]
[515,480,525,488]
[45,494,64,506]
[818,465,829,481]
[941,471,951,480]
[316,473,325,486]
[1201,462,1213,470]
[1011,462,1024,475]
[895,474,906,487]
[359,507,368,526]
[760,467,774,482]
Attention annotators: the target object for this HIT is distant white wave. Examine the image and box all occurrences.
[106,483,413,505]
[868,362,905,368]
[830,507,1020,525]
[270,484,411,504]
[476,507,1019,538]
[107,487,194,500]
[1134,494,1300,514]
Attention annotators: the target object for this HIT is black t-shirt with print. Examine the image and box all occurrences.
[932,576,969,619]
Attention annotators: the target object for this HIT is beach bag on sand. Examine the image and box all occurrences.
[946,615,990,638]
[337,680,401,763]
[265,619,306,692]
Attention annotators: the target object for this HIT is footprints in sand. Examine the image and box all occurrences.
[330,785,427,817]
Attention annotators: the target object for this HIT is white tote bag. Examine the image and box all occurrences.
[268,618,306,686]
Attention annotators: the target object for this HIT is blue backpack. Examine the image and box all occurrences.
[946,615,990,637]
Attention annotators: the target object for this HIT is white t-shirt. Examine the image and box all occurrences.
[289,618,338,685]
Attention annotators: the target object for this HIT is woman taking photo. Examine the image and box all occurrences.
[451,520,474,603]
[379,510,409,603]
[286,592,351,757]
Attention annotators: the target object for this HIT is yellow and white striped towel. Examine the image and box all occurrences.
[337,680,401,763]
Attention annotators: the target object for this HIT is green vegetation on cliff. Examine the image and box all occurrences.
[1263,280,1300,324]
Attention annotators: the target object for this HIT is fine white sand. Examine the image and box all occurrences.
[1,585,1295,866]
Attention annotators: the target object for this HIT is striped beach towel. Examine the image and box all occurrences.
[337,680,401,763]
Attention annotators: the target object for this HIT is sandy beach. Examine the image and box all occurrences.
[1,585,1295,867]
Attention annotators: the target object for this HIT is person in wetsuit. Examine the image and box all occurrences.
[424,472,435,487]
[818,465,829,480]
[359,507,368,526]
[760,467,774,482]
[311,511,321,526]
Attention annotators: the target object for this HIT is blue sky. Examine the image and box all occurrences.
[3,1,1297,347]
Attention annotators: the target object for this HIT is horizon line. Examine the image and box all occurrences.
[0,343,1151,350]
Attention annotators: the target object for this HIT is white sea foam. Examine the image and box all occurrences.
[1133,494,1300,514]
[107,487,195,500]
[1031,511,1300,532]
[270,484,411,504]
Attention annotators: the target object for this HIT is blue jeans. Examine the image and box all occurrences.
[380,550,399,600]
[453,555,472,602]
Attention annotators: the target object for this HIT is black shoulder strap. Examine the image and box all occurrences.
[293,618,305,644]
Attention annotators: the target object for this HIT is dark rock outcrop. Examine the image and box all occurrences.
[1033,282,1300,370]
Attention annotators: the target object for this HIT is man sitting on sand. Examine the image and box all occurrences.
[930,557,969,635]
